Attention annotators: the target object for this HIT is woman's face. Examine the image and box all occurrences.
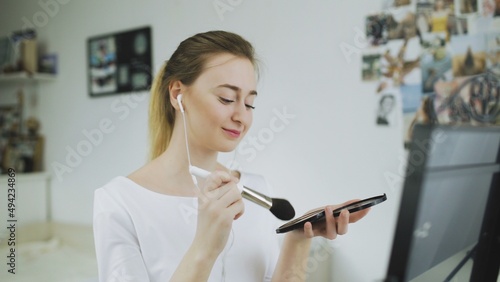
[380,96,395,115]
[184,53,257,153]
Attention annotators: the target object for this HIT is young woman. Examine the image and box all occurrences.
[93,30,369,282]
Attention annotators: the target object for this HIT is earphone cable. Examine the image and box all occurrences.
[180,109,200,188]
[181,111,193,169]
[179,99,235,281]
[221,227,235,282]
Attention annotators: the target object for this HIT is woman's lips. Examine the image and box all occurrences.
[223,128,241,138]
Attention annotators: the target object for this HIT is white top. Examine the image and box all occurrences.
[93,172,281,282]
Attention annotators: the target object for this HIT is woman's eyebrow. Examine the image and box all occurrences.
[216,84,258,95]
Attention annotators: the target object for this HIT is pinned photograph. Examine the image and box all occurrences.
[448,15,469,36]
[428,0,455,40]
[486,32,500,74]
[376,94,397,126]
[381,0,411,9]
[386,11,418,40]
[420,34,452,93]
[401,84,429,143]
[366,13,389,46]
[481,0,496,18]
[458,0,478,14]
[451,34,487,77]
[417,0,470,39]
[416,1,434,37]
[394,0,411,7]
[362,54,382,81]
[401,84,425,115]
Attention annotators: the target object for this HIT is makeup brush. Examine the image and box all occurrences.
[189,166,296,220]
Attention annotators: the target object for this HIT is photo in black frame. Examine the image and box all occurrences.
[87,26,152,97]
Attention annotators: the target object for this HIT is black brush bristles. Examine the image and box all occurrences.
[270,198,295,220]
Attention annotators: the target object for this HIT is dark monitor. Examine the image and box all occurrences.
[385,124,500,282]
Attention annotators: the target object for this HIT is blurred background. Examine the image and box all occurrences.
[0,0,498,281]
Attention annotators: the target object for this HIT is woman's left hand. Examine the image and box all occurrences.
[295,199,370,240]
[274,200,370,280]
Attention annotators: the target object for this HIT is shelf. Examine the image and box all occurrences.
[0,72,56,83]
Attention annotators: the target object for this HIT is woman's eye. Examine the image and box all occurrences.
[219,97,255,110]
[219,97,234,104]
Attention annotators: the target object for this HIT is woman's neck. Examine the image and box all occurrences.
[166,138,218,173]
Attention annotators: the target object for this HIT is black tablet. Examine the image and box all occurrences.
[276,193,387,234]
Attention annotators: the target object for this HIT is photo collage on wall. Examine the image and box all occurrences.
[88,26,152,97]
[362,0,500,146]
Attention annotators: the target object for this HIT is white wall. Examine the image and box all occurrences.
[0,1,406,281]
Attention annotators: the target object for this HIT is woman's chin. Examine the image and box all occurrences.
[216,141,240,153]
[218,145,237,153]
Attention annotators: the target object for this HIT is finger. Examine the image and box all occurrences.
[212,185,244,221]
[216,182,243,207]
[200,171,233,202]
[324,206,338,240]
[229,198,245,220]
[349,207,370,223]
[303,222,314,238]
[204,171,233,192]
[337,209,349,235]
[330,199,371,224]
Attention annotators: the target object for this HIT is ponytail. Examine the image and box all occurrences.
[148,62,175,160]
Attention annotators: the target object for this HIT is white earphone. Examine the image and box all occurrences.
[177,94,185,113]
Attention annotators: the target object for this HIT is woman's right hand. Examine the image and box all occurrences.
[192,170,245,258]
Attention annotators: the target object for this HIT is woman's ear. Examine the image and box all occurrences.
[169,81,184,112]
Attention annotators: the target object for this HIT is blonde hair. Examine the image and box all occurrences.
[148,31,257,160]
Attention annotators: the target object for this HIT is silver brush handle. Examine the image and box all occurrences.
[241,186,272,209]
